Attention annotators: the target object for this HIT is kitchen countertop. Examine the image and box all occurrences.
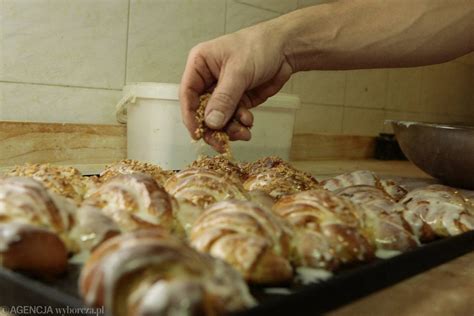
[296,159,474,316]
[291,159,432,179]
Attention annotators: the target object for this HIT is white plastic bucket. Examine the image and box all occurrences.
[116,82,300,169]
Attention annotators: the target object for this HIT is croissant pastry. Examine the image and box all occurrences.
[8,163,89,204]
[164,168,249,209]
[0,223,68,276]
[79,229,255,316]
[100,159,174,186]
[188,155,246,182]
[243,163,319,199]
[401,185,474,241]
[239,156,292,177]
[190,200,293,284]
[336,185,419,253]
[84,174,180,235]
[0,177,76,249]
[0,177,75,275]
[273,190,374,270]
[69,205,121,252]
[321,170,407,201]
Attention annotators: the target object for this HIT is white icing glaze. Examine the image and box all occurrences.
[264,288,293,295]
[375,249,402,259]
[0,223,23,252]
[295,267,333,285]
[402,185,474,238]
[138,280,203,316]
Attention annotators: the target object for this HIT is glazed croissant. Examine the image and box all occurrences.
[242,157,319,199]
[84,174,181,236]
[79,229,255,316]
[190,200,293,284]
[273,189,374,270]
[0,223,68,276]
[0,177,75,275]
[100,159,174,186]
[8,163,90,204]
[164,168,249,209]
[69,205,121,252]
[321,170,407,201]
[336,185,419,253]
[239,156,291,176]
[401,185,474,241]
[188,155,247,182]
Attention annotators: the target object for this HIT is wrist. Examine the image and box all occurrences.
[276,4,338,72]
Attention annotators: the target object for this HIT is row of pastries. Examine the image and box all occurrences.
[1,156,474,316]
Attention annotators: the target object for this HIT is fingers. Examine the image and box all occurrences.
[235,107,253,128]
[226,120,251,141]
[180,45,216,139]
[204,66,248,130]
[203,122,252,153]
[203,131,226,153]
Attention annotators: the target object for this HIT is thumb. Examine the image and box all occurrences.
[205,68,247,129]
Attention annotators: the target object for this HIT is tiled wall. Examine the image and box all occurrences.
[1,0,473,136]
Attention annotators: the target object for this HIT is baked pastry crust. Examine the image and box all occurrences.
[100,159,174,186]
[321,170,407,201]
[401,184,474,241]
[336,185,420,252]
[0,177,76,249]
[0,177,74,275]
[190,200,293,284]
[84,174,179,235]
[273,189,374,270]
[79,229,255,316]
[188,155,246,182]
[0,223,68,276]
[164,168,249,209]
[242,157,319,199]
[8,163,88,204]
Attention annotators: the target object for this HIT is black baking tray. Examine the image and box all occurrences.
[1,230,474,316]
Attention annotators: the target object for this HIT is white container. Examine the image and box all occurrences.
[116,82,300,170]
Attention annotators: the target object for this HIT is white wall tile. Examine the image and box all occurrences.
[0,83,121,124]
[386,68,422,112]
[126,0,225,84]
[297,0,336,8]
[294,103,343,134]
[345,69,388,109]
[343,107,384,136]
[236,0,297,13]
[0,0,128,89]
[420,62,472,115]
[226,0,279,33]
[292,71,346,105]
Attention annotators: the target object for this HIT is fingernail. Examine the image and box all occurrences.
[206,110,225,128]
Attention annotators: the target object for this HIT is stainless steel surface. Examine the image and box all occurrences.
[390,120,474,190]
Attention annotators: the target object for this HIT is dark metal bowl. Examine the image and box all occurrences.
[390,120,474,189]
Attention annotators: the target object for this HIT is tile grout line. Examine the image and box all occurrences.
[123,0,132,86]
[0,80,122,92]
[340,71,348,134]
[224,0,228,34]
[234,0,282,15]
[382,69,390,131]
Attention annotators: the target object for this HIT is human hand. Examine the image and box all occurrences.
[180,22,293,152]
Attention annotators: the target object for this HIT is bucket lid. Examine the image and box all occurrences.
[116,82,300,123]
[123,82,180,101]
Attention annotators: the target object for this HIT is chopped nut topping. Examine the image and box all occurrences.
[194,93,233,158]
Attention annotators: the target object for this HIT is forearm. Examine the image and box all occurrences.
[265,0,474,71]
